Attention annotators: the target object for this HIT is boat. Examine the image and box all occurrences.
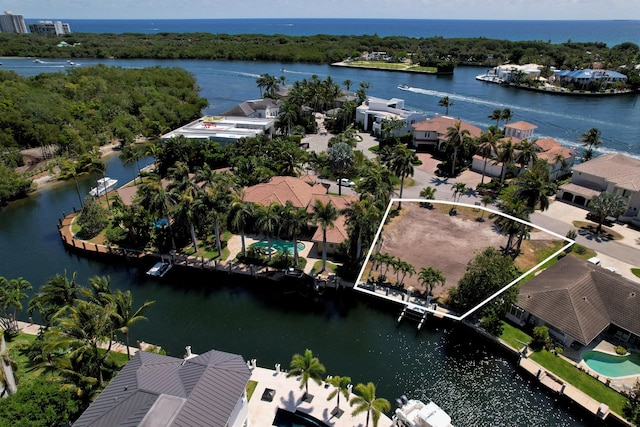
[475,73,504,84]
[33,58,44,64]
[392,396,453,427]
[89,177,118,197]
[398,83,410,90]
[146,260,173,278]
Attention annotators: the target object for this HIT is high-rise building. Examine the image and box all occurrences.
[0,11,27,33]
[29,20,72,36]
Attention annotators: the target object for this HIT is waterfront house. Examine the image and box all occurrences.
[221,98,281,119]
[243,176,358,255]
[471,121,577,181]
[507,255,640,348]
[355,96,427,137]
[553,69,627,89]
[73,348,252,427]
[411,116,482,151]
[557,153,640,225]
[162,115,275,145]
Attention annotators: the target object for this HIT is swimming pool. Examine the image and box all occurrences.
[250,239,305,253]
[272,408,329,427]
[582,350,640,378]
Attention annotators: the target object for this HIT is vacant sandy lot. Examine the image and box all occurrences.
[375,202,509,297]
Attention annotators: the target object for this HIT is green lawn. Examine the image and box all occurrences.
[499,321,531,350]
[313,260,338,274]
[530,350,628,416]
[246,380,258,401]
[500,322,628,416]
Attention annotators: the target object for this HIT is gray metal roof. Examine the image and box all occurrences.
[74,349,251,427]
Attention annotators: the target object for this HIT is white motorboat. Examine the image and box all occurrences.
[393,397,453,427]
[89,177,118,197]
[146,261,172,278]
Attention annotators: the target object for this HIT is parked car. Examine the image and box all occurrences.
[337,178,355,187]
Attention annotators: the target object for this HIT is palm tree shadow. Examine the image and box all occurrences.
[430,177,449,186]
[279,388,301,412]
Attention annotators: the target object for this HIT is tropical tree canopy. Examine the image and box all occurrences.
[589,191,626,232]
[286,349,326,396]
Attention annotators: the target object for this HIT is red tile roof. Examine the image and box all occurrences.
[412,116,482,138]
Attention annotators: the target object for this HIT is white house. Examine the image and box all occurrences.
[162,115,275,145]
[221,98,281,119]
[355,96,427,137]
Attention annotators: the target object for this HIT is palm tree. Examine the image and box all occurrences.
[480,194,494,220]
[256,202,282,262]
[286,349,326,400]
[516,139,539,170]
[256,73,275,97]
[445,121,471,177]
[0,277,32,335]
[328,142,354,196]
[138,174,176,250]
[344,197,381,261]
[313,199,338,273]
[495,139,517,185]
[384,144,416,208]
[514,159,556,211]
[476,130,500,184]
[58,160,86,208]
[280,201,309,266]
[488,108,502,127]
[343,79,353,91]
[501,108,513,124]
[44,299,114,389]
[327,375,352,415]
[112,289,155,360]
[145,141,162,172]
[452,182,467,203]
[168,172,201,252]
[418,267,446,296]
[28,271,82,326]
[579,127,603,162]
[589,191,626,233]
[438,96,454,115]
[493,195,533,257]
[228,193,254,258]
[419,186,437,208]
[119,144,142,185]
[349,382,391,427]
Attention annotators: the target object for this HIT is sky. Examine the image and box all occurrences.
[1,0,639,20]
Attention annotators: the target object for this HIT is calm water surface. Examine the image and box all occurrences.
[1,56,635,425]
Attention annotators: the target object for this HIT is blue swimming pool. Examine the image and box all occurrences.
[582,350,640,378]
[250,239,305,253]
[272,408,329,427]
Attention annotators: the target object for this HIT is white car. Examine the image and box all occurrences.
[337,178,355,187]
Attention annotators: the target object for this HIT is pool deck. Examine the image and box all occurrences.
[248,366,394,426]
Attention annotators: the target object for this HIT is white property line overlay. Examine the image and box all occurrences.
[354,198,575,322]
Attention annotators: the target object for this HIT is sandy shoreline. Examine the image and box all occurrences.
[28,141,139,193]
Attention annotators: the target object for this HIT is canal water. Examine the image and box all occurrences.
[0,57,634,425]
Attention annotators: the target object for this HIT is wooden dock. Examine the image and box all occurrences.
[518,355,610,420]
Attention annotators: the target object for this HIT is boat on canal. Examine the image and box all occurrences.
[146,260,173,278]
[392,396,453,427]
[89,177,118,197]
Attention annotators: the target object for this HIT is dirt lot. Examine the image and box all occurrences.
[371,202,556,299]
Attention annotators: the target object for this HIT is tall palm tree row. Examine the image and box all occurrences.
[313,199,339,273]
[286,349,391,426]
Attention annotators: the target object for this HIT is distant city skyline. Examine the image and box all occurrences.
[1,0,639,21]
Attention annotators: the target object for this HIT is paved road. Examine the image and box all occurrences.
[302,126,640,276]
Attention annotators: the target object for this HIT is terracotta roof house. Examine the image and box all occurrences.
[504,121,538,140]
[356,96,427,138]
[557,153,640,225]
[243,176,358,254]
[471,133,577,181]
[411,116,482,151]
[508,255,640,347]
[73,348,252,427]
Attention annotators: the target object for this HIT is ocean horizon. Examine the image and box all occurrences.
[24,18,640,47]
